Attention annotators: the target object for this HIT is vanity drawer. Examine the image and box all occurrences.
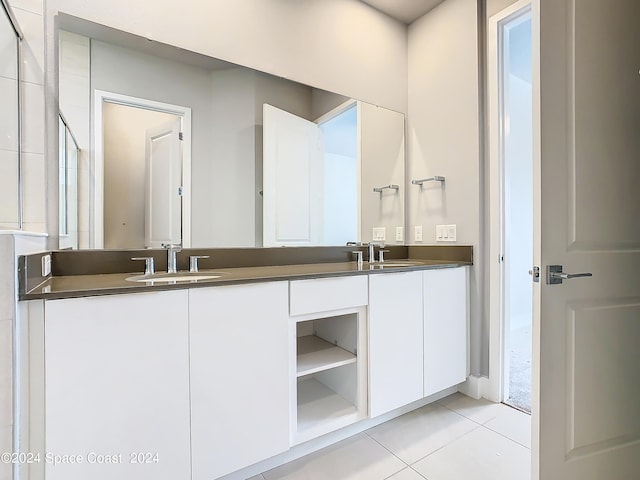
[289,276,368,315]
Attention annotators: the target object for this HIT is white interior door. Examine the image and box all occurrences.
[535,0,640,478]
[145,118,182,248]
[263,103,323,247]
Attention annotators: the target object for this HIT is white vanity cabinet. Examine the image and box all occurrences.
[423,267,469,396]
[368,271,424,417]
[290,276,368,444]
[44,290,191,480]
[189,282,290,480]
[38,263,469,480]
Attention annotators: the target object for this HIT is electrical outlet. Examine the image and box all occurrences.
[41,254,52,277]
[414,225,423,242]
[372,227,386,241]
[395,226,404,242]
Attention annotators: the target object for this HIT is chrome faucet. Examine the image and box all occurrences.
[368,242,383,263]
[162,243,182,273]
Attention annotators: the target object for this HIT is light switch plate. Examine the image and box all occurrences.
[372,227,386,242]
[447,224,457,241]
[395,226,404,242]
[436,224,456,242]
[414,225,423,242]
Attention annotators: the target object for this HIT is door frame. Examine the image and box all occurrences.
[92,90,192,248]
[487,0,534,403]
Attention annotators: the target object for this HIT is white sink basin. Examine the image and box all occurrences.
[126,272,227,283]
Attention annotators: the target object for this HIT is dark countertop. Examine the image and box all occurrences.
[23,259,472,300]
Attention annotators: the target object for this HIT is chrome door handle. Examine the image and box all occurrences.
[546,265,593,285]
[528,266,540,283]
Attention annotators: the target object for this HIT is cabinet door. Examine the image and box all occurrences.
[423,267,469,396]
[45,290,191,480]
[368,271,424,417]
[189,282,290,479]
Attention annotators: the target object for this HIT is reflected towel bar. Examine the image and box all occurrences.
[411,176,445,185]
[373,184,400,193]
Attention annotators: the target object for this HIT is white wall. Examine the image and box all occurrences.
[49,0,408,114]
[360,103,406,245]
[407,0,483,375]
[206,68,258,248]
[487,0,522,17]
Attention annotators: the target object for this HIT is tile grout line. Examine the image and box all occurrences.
[436,399,532,450]
[407,424,485,467]
[363,429,412,474]
[382,466,430,480]
[480,423,531,450]
[364,401,494,471]
[434,399,499,426]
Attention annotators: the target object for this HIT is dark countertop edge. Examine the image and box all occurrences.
[21,260,473,301]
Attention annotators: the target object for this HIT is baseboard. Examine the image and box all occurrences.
[457,375,490,400]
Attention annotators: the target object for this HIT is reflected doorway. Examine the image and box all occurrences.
[93,91,192,249]
[318,102,358,245]
[489,2,533,413]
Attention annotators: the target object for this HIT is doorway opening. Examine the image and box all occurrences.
[93,91,192,249]
[317,101,359,245]
[488,1,533,413]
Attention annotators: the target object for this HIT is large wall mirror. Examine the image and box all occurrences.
[0,1,22,230]
[57,14,405,250]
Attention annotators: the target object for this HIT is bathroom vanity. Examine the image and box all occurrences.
[19,247,471,480]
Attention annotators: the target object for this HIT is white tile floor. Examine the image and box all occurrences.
[252,393,531,480]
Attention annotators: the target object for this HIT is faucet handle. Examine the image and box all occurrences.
[351,251,363,268]
[378,249,391,263]
[189,255,210,273]
[131,256,155,276]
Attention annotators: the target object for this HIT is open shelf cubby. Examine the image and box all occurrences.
[296,335,356,377]
[293,311,365,444]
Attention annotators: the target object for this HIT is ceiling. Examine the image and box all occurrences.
[360,0,446,24]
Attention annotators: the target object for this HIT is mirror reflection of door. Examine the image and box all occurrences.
[102,102,182,249]
[262,103,359,247]
[145,118,183,248]
[262,104,323,247]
